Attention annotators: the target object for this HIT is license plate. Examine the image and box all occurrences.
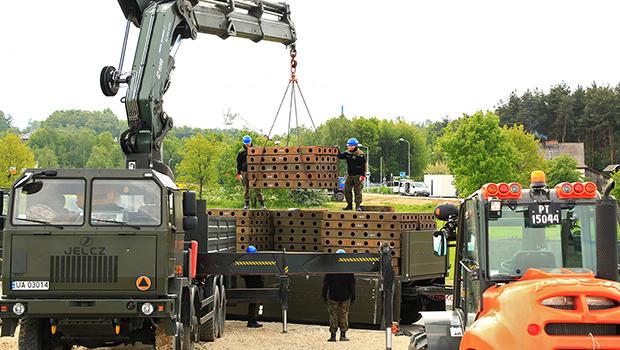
[11,281,49,291]
[528,203,561,227]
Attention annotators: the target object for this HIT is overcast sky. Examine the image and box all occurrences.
[2,0,620,134]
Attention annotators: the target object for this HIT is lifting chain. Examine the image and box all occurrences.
[289,46,298,82]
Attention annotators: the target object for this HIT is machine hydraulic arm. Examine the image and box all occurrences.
[101,0,297,176]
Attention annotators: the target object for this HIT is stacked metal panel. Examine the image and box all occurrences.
[206,209,272,252]
[270,209,326,252]
[246,146,339,189]
[320,212,433,275]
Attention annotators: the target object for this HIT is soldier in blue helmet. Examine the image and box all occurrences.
[336,138,366,211]
[236,135,265,210]
[242,245,265,328]
[322,249,356,342]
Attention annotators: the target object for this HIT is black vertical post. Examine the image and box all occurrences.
[279,274,289,333]
[381,244,394,350]
[596,197,619,281]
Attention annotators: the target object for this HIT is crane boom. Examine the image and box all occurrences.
[103,0,296,177]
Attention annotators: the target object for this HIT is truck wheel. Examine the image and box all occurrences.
[400,298,423,325]
[199,285,219,342]
[218,285,226,338]
[334,192,345,202]
[18,318,54,350]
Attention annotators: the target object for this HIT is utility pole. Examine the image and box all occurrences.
[398,138,411,178]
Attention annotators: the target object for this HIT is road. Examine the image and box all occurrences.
[0,321,411,350]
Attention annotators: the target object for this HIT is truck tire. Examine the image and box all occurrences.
[200,285,219,342]
[218,285,226,338]
[400,298,423,325]
[18,318,60,350]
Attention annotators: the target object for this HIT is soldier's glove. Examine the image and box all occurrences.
[236,173,242,181]
[359,176,365,182]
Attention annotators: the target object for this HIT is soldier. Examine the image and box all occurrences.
[236,135,265,210]
[322,249,356,342]
[242,245,265,328]
[336,138,366,211]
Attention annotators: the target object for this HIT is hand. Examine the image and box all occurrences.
[236,173,242,181]
[359,176,365,182]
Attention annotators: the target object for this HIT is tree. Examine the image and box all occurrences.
[177,134,223,198]
[425,161,450,175]
[0,111,13,133]
[546,154,582,186]
[0,134,35,187]
[86,132,124,169]
[439,111,519,196]
[501,124,546,185]
[34,147,59,168]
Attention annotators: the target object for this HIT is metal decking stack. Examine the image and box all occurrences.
[206,209,273,252]
[246,146,339,189]
[320,212,420,275]
[270,209,325,252]
[207,208,437,276]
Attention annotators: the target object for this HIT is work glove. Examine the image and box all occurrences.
[359,176,365,182]
[236,173,242,181]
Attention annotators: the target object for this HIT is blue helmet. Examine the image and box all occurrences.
[336,249,346,254]
[346,138,358,147]
[246,245,257,253]
[242,135,252,145]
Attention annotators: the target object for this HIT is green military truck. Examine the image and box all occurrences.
[0,169,229,349]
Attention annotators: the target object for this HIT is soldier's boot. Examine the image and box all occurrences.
[243,201,249,210]
[328,333,337,342]
[340,331,349,341]
[342,202,353,211]
[259,200,266,210]
[356,204,363,212]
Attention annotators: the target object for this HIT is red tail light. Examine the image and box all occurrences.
[555,182,597,199]
[190,241,198,280]
[482,182,522,199]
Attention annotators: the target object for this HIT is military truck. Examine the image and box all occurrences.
[0,169,231,348]
[412,170,620,349]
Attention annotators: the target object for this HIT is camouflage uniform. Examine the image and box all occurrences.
[337,148,366,206]
[237,146,263,205]
[344,175,363,205]
[327,299,351,334]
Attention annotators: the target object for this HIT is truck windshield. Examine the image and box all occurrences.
[12,179,85,226]
[91,179,161,226]
[487,203,598,278]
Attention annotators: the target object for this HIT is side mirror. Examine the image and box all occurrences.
[432,231,447,256]
[183,216,198,231]
[434,204,458,221]
[182,191,197,217]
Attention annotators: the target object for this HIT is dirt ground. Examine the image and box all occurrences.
[0,321,410,350]
[351,193,459,206]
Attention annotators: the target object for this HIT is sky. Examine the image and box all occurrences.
[2,0,620,134]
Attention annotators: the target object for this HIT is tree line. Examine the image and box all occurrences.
[0,81,615,197]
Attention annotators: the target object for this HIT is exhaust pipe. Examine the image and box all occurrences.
[597,171,619,281]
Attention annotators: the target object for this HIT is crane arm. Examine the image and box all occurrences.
[102,0,296,176]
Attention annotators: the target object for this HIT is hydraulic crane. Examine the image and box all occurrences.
[100,0,296,177]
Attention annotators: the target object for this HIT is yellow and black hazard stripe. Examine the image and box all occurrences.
[284,265,289,273]
[337,257,380,263]
[234,260,277,266]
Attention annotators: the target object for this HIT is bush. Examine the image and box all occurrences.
[366,186,392,194]
[287,189,329,207]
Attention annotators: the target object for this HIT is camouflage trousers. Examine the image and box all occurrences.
[241,171,263,202]
[344,175,363,205]
[327,299,350,333]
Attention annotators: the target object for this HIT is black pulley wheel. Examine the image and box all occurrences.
[100,66,119,97]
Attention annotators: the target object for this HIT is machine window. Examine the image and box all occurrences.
[12,179,85,226]
[91,179,161,226]
[487,204,597,278]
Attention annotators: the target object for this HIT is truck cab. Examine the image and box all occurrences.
[0,168,218,349]
[413,171,620,350]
